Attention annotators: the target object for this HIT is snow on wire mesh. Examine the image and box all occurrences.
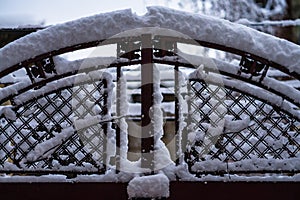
[0,72,113,173]
[185,78,300,174]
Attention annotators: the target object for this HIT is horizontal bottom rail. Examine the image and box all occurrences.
[0,182,299,200]
[193,170,300,176]
[1,170,299,176]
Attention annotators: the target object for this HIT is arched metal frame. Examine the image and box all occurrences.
[0,33,299,177]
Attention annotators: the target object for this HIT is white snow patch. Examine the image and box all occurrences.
[192,158,300,172]
[224,115,251,133]
[0,106,16,121]
[152,65,173,170]
[117,72,130,169]
[53,56,123,75]
[236,18,300,27]
[127,173,170,198]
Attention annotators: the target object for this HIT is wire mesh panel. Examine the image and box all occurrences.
[0,79,109,174]
[185,80,300,175]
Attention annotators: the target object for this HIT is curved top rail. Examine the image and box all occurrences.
[0,56,138,105]
[0,7,300,78]
[1,54,299,115]
[189,69,300,122]
[170,53,300,107]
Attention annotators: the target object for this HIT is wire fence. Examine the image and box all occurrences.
[0,80,108,175]
[185,80,300,175]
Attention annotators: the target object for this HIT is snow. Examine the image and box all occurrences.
[25,114,120,165]
[0,56,119,106]
[118,72,129,167]
[26,126,74,162]
[0,106,17,121]
[189,65,300,121]
[236,18,300,27]
[0,5,300,188]
[0,81,31,103]
[176,71,187,163]
[127,173,170,198]
[191,158,300,172]
[74,115,116,130]
[126,102,177,115]
[178,52,300,107]
[0,70,29,84]
[1,6,300,77]
[224,115,251,133]
[0,174,69,183]
[1,171,300,183]
[0,170,134,183]
[13,74,82,105]
[152,65,173,171]
[184,173,300,182]
[12,70,113,106]
[153,65,164,142]
[53,56,125,75]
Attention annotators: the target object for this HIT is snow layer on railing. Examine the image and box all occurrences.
[236,18,300,27]
[118,72,129,164]
[1,166,299,182]
[1,162,99,173]
[13,71,113,106]
[189,66,300,121]
[0,170,134,183]
[26,126,74,162]
[0,57,118,104]
[1,7,300,75]
[0,81,31,103]
[176,71,187,163]
[153,65,173,170]
[1,173,299,183]
[191,158,300,172]
[178,53,300,106]
[13,74,84,105]
[53,56,117,74]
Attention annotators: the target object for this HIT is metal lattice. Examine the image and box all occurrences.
[185,80,300,174]
[0,79,108,174]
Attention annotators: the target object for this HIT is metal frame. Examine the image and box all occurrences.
[0,34,299,178]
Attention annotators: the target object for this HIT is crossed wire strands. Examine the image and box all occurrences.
[185,80,300,175]
[0,80,108,174]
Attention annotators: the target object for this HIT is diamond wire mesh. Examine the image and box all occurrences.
[0,80,108,173]
[185,80,300,174]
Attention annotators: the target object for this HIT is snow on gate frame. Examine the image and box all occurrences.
[0,6,300,198]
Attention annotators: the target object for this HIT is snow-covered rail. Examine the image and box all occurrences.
[0,7,300,184]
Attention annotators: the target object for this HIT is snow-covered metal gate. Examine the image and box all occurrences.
[0,66,110,176]
[186,79,300,176]
[0,7,300,183]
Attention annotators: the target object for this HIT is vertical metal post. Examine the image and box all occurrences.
[102,79,108,172]
[141,34,155,173]
[184,81,192,170]
[115,44,122,173]
[174,42,181,165]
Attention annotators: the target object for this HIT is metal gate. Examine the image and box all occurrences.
[1,26,300,179]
